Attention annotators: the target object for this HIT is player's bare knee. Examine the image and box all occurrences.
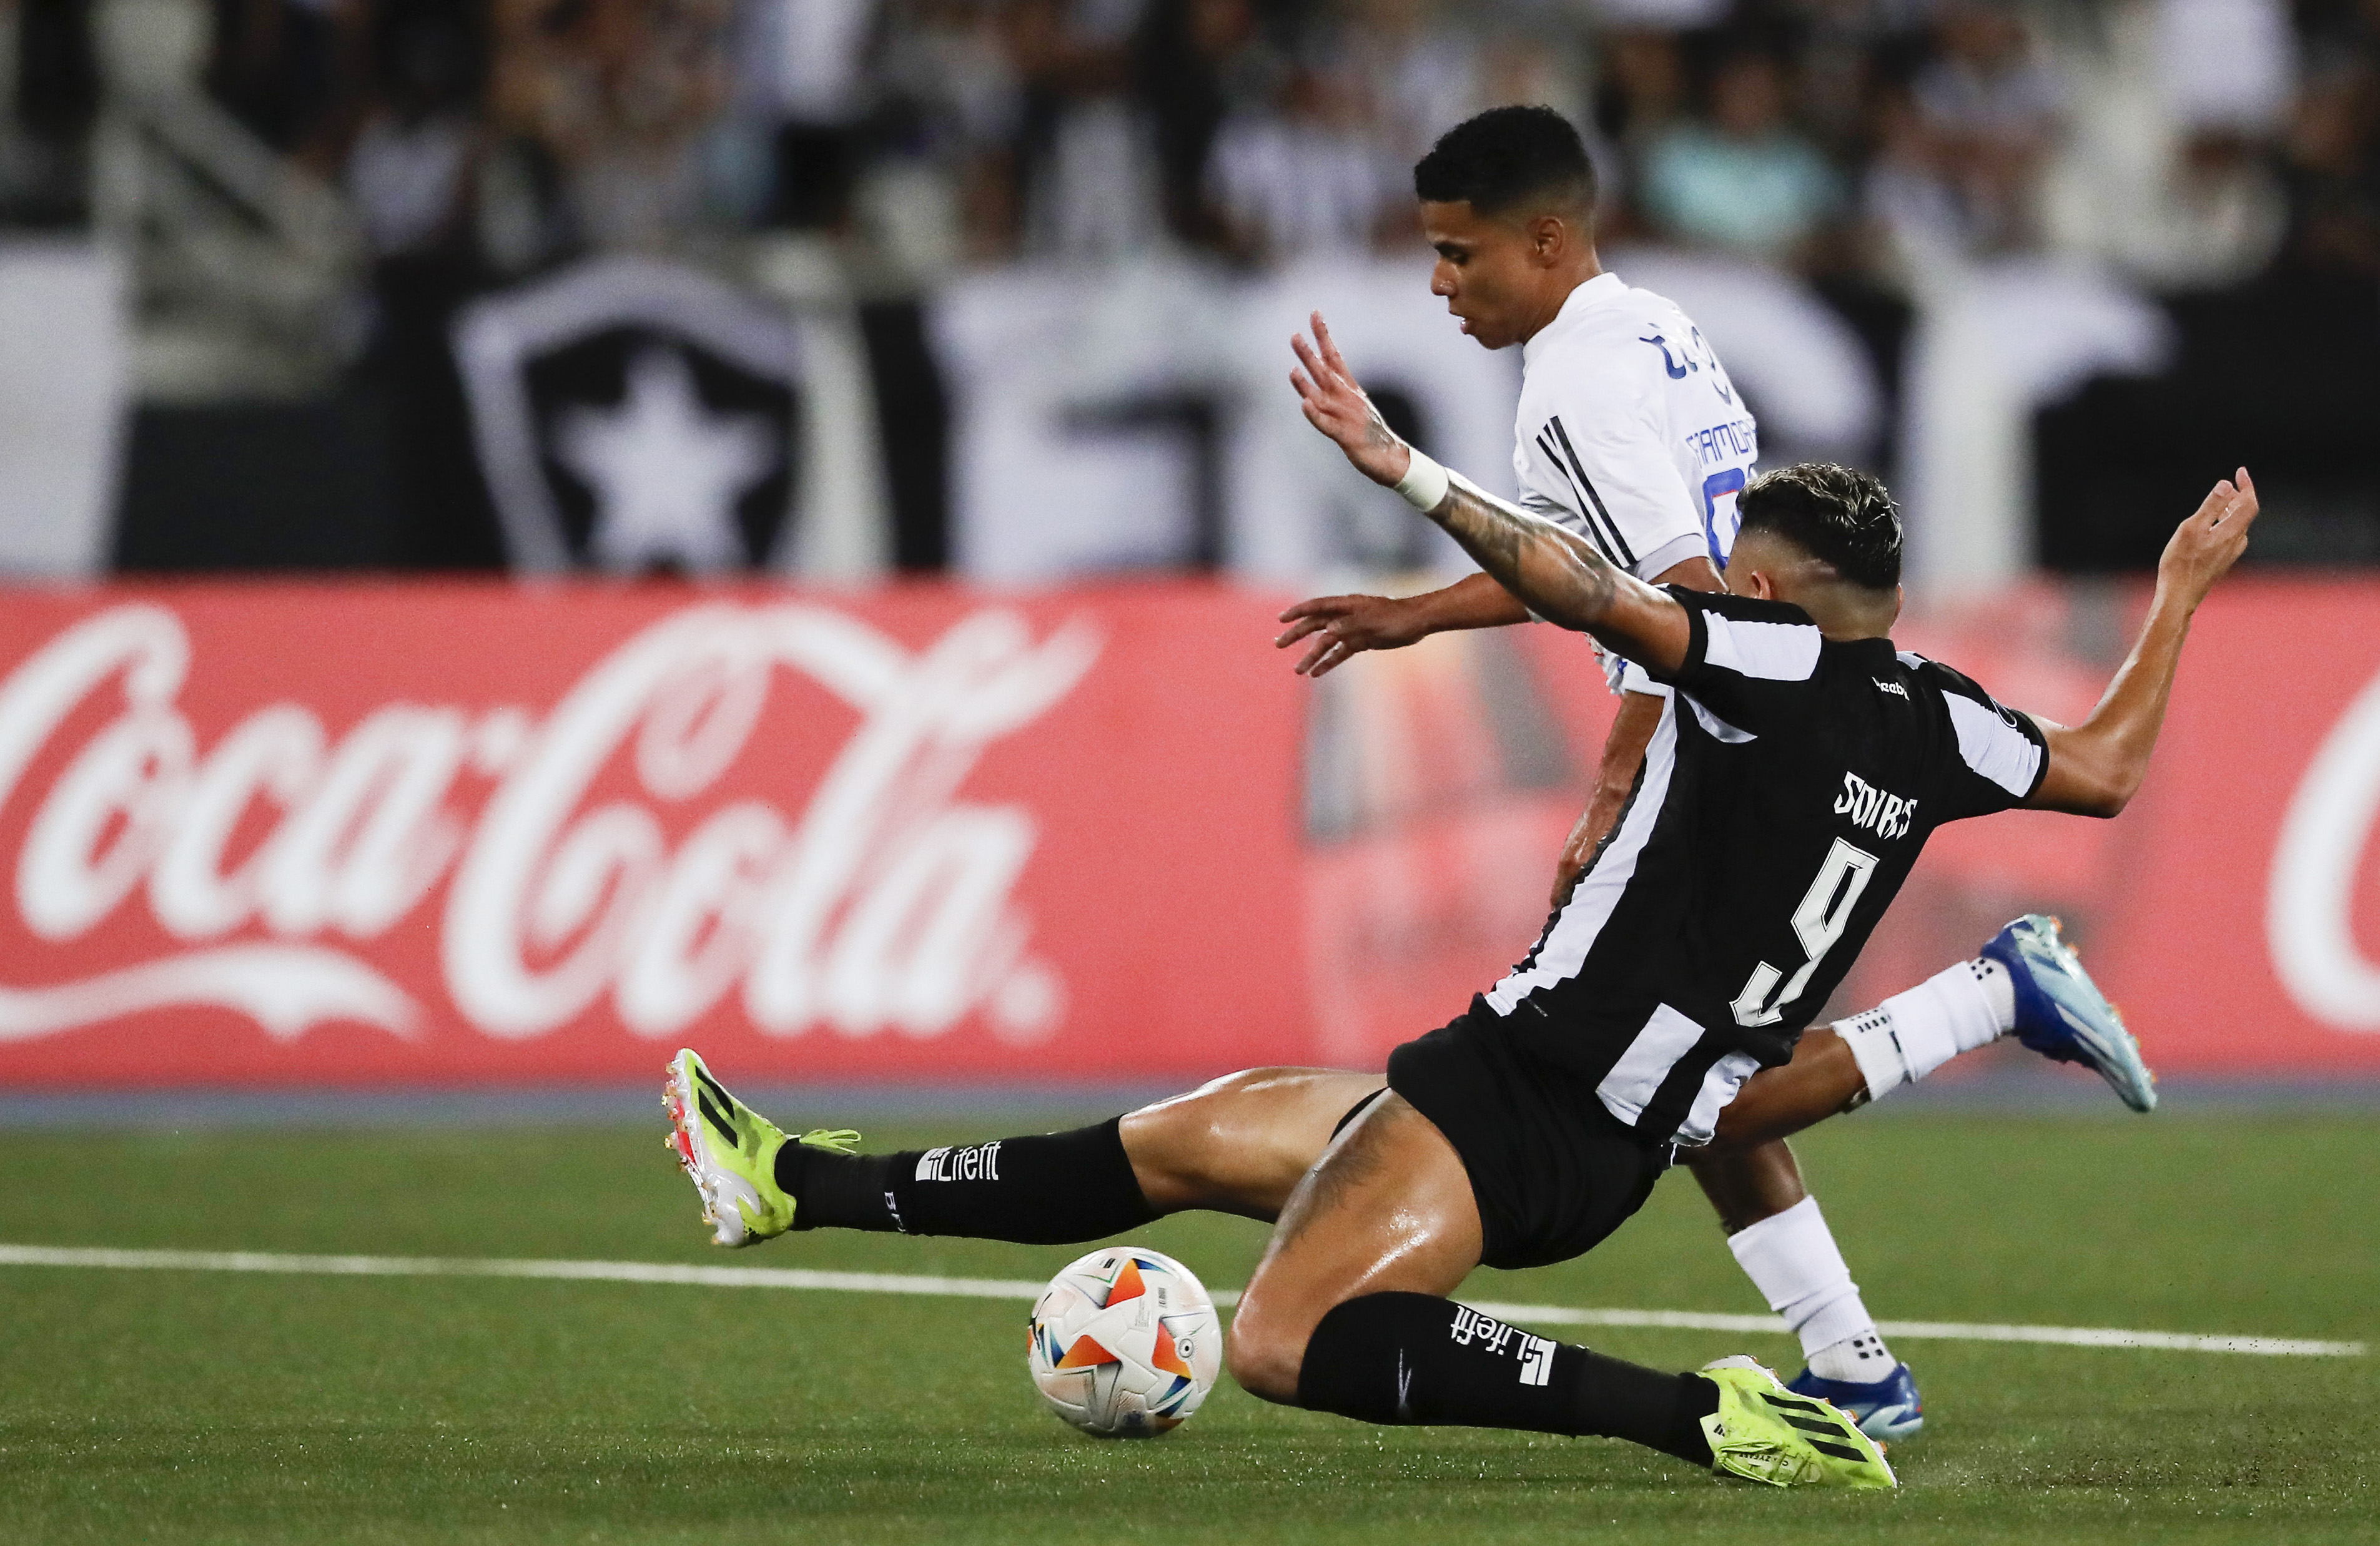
[1222,1301,1308,1406]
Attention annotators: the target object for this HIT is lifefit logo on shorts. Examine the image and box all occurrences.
[1449,1306,1559,1386]
[915,1141,1002,1183]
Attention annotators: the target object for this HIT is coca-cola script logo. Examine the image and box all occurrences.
[0,603,1099,1046]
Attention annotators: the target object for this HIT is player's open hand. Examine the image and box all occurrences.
[2156,468,2259,609]
[1290,313,1411,488]
[1275,593,1429,676]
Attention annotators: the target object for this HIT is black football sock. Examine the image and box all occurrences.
[775,1117,1158,1243]
[1295,1292,1718,1465]
[777,1143,900,1231]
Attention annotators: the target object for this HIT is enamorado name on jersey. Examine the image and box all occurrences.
[1510,270,1761,583]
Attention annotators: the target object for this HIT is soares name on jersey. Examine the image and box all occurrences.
[1835,772,1917,840]
[1476,589,2049,1150]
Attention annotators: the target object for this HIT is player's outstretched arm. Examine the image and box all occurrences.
[2021,470,2258,818]
[1423,484,1690,673]
[1288,316,1689,674]
[1274,312,1533,676]
[1275,573,1528,678]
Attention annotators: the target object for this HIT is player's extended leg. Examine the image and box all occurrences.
[1686,1140,1807,1235]
[1686,917,2150,1439]
[1226,1091,1893,1488]
[1759,915,2154,1138]
[1224,1090,1481,1400]
[1686,1139,1919,1438]
[1122,1068,1386,1218]
[1711,1032,1871,1148]
[1715,911,2154,1146]
[1228,1091,1712,1451]
[664,1050,1379,1248]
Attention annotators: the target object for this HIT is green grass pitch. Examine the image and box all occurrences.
[0,1109,2374,1544]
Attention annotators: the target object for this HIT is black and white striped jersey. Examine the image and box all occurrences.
[1485,588,2050,1147]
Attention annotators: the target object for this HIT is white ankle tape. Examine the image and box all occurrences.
[1833,1007,1909,1102]
[1973,957,2017,1030]
[1886,958,2009,1080]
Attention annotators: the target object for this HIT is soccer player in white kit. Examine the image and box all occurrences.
[1274,106,2133,1438]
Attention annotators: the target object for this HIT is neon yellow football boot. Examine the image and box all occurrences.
[664,1049,860,1248]
[1699,1356,1899,1490]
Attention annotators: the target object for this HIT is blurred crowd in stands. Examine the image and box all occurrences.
[5,0,2378,290]
[5,0,2379,581]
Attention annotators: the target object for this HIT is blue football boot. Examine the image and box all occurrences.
[1980,913,2156,1111]
[1787,1361,1924,1443]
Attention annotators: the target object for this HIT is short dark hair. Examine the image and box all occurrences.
[1413,106,1597,218]
[1736,463,1903,591]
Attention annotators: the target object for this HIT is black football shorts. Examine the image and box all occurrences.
[1386,995,1674,1271]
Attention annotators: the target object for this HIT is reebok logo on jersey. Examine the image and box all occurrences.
[1837,772,1917,840]
[1874,677,1909,699]
[914,1141,1002,1183]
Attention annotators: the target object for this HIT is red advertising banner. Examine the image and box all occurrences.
[0,583,1308,1085]
[2083,579,2380,1072]
[1805,579,2380,1078]
[0,576,2371,1088]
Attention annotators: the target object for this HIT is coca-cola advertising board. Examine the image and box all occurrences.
[0,576,2374,1089]
[0,583,1308,1085]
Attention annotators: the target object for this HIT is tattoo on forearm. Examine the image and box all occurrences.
[1433,485,1617,626]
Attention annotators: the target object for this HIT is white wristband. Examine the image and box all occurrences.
[1393,448,1450,512]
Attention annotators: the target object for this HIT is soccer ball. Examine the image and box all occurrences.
[1026,1246,1222,1437]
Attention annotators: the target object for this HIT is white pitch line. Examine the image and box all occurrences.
[0,1244,2360,1359]
[0,1243,1052,1301]
[1460,1302,2365,1359]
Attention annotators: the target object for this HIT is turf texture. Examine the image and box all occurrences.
[0,1110,2373,1544]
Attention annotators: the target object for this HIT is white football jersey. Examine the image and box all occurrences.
[1509,270,1760,692]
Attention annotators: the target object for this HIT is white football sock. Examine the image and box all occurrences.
[1807,1329,1897,1384]
[1727,1196,1894,1374]
[1832,958,2015,1103]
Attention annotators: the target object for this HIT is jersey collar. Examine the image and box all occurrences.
[1522,271,1627,369]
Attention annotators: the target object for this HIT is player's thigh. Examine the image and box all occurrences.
[1120,1067,1386,1219]
[1225,1091,1482,1402]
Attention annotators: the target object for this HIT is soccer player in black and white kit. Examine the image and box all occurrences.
[1271,107,2073,1436]
[668,445,2259,1485]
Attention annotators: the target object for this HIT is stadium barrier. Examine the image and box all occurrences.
[0,577,2371,1087]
